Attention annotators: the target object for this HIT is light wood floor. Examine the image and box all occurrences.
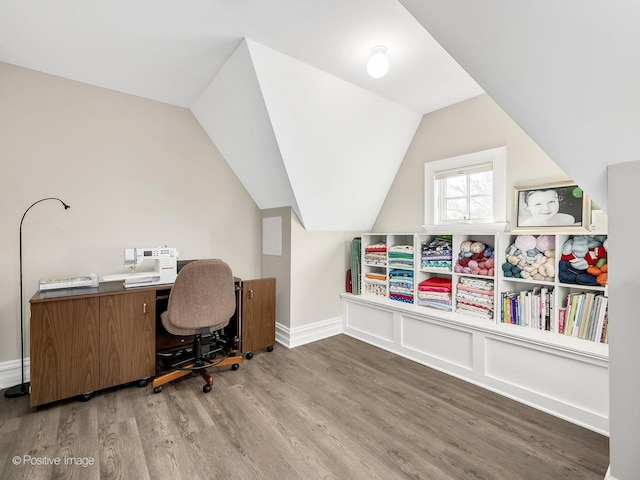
[1,334,609,480]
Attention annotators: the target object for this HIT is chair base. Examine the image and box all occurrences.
[151,354,243,392]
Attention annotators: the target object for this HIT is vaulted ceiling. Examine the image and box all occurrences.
[400,0,640,213]
[1,1,632,227]
[0,0,482,230]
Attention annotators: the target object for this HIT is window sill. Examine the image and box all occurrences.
[422,222,508,234]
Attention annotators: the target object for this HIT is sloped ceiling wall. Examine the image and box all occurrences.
[399,0,640,213]
[193,39,422,230]
[192,40,301,220]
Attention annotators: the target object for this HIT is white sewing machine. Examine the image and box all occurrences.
[102,247,179,288]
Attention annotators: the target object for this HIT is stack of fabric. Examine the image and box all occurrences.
[350,237,361,294]
[388,244,414,269]
[364,242,387,266]
[420,236,453,271]
[416,277,452,311]
[364,271,386,296]
[389,269,414,304]
[455,277,494,319]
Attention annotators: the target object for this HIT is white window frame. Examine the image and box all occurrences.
[424,146,507,231]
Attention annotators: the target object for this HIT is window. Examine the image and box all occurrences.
[425,147,506,228]
[436,162,493,223]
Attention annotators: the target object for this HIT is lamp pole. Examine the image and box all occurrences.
[4,197,71,398]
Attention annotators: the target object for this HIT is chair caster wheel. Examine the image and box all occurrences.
[246,352,254,360]
[203,384,212,393]
[137,378,149,388]
[231,363,240,371]
[267,345,274,352]
[153,386,163,394]
[79,392,94,402]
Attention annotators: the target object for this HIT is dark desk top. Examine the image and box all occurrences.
[30,276,243,303]
[30,282,172,303]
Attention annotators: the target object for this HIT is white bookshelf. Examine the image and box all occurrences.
[342,228,609,434]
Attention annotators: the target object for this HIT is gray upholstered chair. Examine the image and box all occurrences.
[151,259,243,393]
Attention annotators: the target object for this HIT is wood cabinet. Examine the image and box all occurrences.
[30,284,156,407]
[239,278,276,356]
[30,275,276,406]
[99,290,156,388]
[30,297,100,407]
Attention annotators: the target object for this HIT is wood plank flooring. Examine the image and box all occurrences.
[0,334,609,479]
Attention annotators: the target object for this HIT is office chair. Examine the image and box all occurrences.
[151,259,243,394]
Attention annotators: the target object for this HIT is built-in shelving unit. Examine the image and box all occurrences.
[341,228,610,434]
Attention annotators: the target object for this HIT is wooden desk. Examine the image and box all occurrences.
[29,277,275,407]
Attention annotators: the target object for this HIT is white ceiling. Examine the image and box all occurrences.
[0,0,482,113]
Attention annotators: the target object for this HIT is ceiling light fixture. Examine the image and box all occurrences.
[367,46,390,79]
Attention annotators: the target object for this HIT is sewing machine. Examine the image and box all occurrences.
[102,247,179,288]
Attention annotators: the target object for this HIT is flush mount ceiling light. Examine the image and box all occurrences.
[367,46,389,79]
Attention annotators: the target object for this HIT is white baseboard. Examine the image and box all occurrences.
[0,357,30,390]
[275,317,343,349]
[604,465,617,480]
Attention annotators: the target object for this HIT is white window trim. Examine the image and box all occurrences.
[424,146,507,233]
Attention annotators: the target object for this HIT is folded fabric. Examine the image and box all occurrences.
[419,277,452,288]
[456,305,493,319]
[418,286,451,293]
[417,299,452,311]
[421,255,452,262]
[417,291,451,300]
[458,277,493,291]
[389,269,413,278]
[389,245,414,253]
[364,272,387,282]
[389,260,414,268]
[456,284,494,296]
[390,293,414,304]
[421,260,453,271]
[389,279,414,289]
[389,251,414,258]
[365,243,387,253]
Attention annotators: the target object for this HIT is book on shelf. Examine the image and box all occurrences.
[543,287,552,332]
[565,293,579,336]
[502,288,607,343]
[562,291,608,343]
[600,312,609,343]
[577,292,595,339]
[500,288,554,331]
[558,307,566,334]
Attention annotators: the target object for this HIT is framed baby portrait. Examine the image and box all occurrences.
[514,182,590,231]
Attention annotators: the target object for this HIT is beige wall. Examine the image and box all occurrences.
[261,206,357,332]
[0,62,261,365]
[261,207,292,329]
[373,94,569,232]
[290,214,357,329]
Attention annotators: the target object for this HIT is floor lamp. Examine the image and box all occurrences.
[4,197,71,398]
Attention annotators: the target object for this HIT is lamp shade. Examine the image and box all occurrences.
[367,46,389,79]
